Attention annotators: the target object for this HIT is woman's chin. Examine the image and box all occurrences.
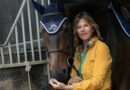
[81,37,90,41]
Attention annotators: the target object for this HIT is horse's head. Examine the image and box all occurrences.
[32,0,72,83]
[40,15,71,83]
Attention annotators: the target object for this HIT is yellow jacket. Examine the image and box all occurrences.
[70,37,112,90]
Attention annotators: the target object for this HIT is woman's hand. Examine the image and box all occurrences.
[49,78,66,89]
[68,76,82,85]
[49,78,73,90]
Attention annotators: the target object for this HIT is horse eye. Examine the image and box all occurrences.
[40,29,47,37]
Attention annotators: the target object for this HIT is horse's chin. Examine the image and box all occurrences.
[51,69,69,84]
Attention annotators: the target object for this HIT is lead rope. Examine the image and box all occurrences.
[25,61,32,90]
[69,21,74,58]
[66,21,75,81]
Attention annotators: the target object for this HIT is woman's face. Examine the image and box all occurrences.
[76,18,93,43]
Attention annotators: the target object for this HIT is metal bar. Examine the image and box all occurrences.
[0,47,5,64]
[0,60,49,69]
[41,0,45,5]
[3,39,43,48]
[0,0,27,47]
[34,4,42,61]
[8,42,13,64]
[27,0,35,61]
[47,0,51,5]
[28,71,32,90]
[25,61,32,90]
[21,12,27,62]
[15,26,20,63]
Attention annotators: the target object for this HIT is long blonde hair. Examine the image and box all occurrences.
[73,11,101,50]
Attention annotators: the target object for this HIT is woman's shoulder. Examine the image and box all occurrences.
[94,39,111,53]
[93,37,110,50]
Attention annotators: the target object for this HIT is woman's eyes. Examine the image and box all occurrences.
[77,24,89,29]
[84,24,89,27]
[77,26,81,29]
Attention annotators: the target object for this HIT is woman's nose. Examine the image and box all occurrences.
[80,26,85,32]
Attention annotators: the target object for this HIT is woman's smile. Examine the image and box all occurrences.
[80,33,88,38]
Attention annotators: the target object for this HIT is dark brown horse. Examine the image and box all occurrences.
[106,1,130,90]
[32,0,73,85]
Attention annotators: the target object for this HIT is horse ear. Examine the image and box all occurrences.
[31,0,45,15]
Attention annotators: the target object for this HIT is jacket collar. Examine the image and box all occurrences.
[76,37,99,52]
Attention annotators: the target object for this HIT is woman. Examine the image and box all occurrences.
[49,11,112,90]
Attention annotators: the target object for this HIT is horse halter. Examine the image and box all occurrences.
[48,49,69,56]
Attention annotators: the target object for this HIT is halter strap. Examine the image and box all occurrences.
[48,49,69,56]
